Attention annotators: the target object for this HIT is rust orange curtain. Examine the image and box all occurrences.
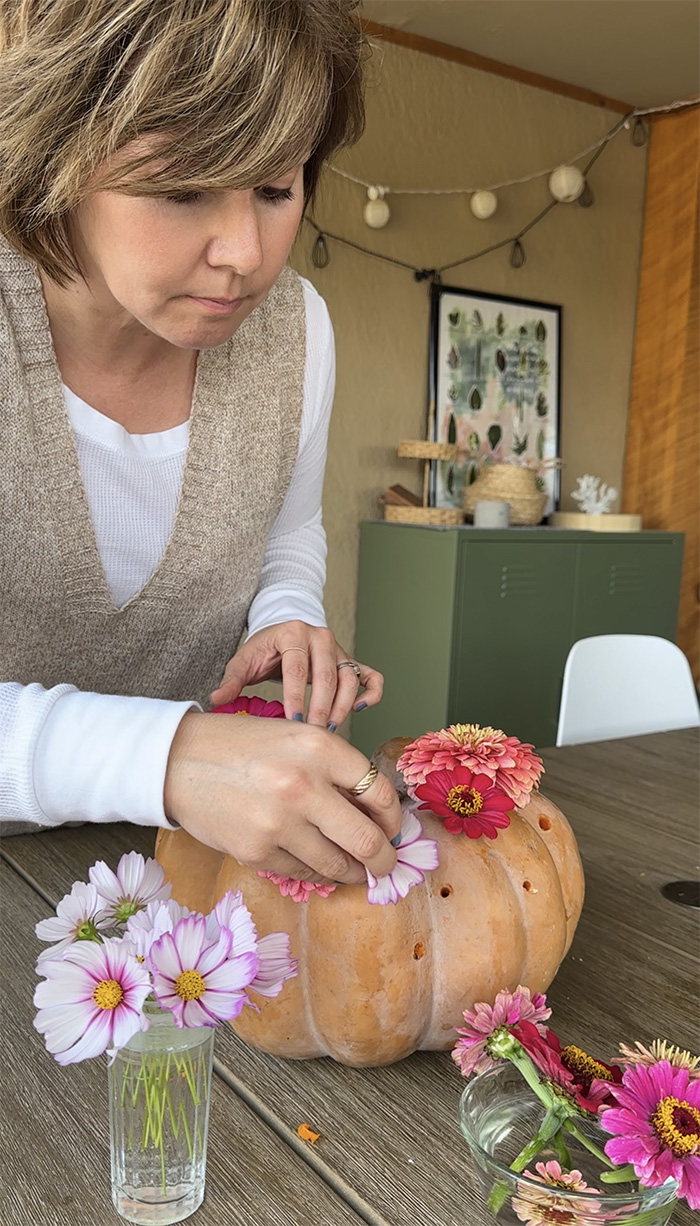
[623,107,700,681]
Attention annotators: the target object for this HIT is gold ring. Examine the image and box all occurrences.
[347,763,379,797]
[337,660,362,679]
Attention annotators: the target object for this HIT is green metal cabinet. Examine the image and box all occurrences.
[351,523,684,755]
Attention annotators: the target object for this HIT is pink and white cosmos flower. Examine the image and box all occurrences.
[366,807,439,905]
[205,891,298,1000]
[123,898,192,961]
[149,914,258,1028]
[33,937,151,1065]
[35,881,111,964]
[89,852,171,925]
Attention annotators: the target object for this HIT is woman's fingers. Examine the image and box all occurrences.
[280,643,311,720]
[305,631,351,727]
[312,780,399,879]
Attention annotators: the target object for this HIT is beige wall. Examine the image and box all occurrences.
[290,38,647,661]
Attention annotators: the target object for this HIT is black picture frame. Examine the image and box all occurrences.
[429,283,562,516]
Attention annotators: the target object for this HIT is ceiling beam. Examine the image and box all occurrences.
[361,19,633,114]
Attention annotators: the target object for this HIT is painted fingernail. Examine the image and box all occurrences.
[391,832,402,848]
[327,721,337,733]
[355,701,368,712]
[293,712,305,722]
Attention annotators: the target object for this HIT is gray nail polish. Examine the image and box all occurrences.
[327,721,337,733]
[391,832,402,848]
[355,701,368,712]
[292,712,304,722]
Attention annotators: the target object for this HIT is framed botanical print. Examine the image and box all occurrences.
[429,284,561,516]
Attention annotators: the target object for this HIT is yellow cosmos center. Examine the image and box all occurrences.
[175,969,206,1001]
[93,978,124,1010]
[561,1044,614,1085]
[446,785,483,816]
[651,1096,700,1157]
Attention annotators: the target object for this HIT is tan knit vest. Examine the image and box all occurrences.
[0,239,306,707]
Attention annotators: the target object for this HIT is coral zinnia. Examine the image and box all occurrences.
[601,1060,700,1209]
[212,696,285,718]
[257,873,337,903]
[414,765,512,838]
[397,724,543,808]
[512,1161,604,1225]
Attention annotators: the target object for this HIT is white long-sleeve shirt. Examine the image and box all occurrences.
[0,277,333,831]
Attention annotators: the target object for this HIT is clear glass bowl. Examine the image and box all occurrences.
[459,1062,679,1225]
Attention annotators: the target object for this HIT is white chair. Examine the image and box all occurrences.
[556,634,700,746]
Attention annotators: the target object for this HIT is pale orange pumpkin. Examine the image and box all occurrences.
[155,738,584,1067]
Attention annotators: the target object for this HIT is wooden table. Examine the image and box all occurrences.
[2,729,698,1226]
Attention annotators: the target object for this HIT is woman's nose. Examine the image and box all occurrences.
[206,195,264,277]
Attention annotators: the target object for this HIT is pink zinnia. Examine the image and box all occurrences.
[452,986,551,1077]
[257,873,337,903]
[414,765,512,839]
[512,1161,604,1225]
[212,696,285,718]
[397,724,543,808]
[601,1060,700,1210]
[34,937,151,1065]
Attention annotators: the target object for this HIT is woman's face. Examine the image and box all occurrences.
[70,162,306,350]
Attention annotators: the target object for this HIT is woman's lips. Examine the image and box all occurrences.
[189,295,244,315]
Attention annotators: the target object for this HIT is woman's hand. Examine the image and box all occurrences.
[210,621,383,730]
[163,712,401,884]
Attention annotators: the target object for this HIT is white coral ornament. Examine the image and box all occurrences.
[571,474,618,515]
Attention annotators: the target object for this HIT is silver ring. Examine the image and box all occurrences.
[347,763,379,797]
[337,660,361,679]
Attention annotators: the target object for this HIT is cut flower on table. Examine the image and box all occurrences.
[453,986,700,1214]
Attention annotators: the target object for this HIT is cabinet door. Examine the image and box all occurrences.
[572,538,684,640]
[450,541,577,749]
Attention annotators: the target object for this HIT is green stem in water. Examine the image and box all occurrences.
[552,1127,572,1170]
[600,1163,637,1184]
[562,1118,615,1168]
[486,1109,563,1216]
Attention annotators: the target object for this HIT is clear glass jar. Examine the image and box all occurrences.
[108,1004,214,1225]
[459,1063,679,1225]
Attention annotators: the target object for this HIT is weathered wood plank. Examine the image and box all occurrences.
[3,729,698,1226]
[0,863,365,1226]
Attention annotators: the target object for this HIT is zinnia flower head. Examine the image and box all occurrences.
[212,696,285,718]
[35,881,110,964]
[366,806,439,905]
[397,724,543,808]
[257,873,337,903]
[149,913,258,1028]
[414,765,512,839]
[452,985,551,1077]
[515,1022,614,1114]
[34,937,152,1065]
[619,1040,700,1081]
[512,1161,604,1225]
[89,851,171,924]
[601,1060,700,1210]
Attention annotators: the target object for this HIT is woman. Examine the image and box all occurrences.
[0,0,401,884]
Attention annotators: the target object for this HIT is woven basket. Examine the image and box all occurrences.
[463,464,547,526]
[384,505,464,526]
[398,440,458,462]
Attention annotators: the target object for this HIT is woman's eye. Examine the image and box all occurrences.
[165,191,206,205]
[257,186,295,205]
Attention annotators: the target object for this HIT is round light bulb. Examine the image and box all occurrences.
[363,197,391,228]
[470,190,498,220]
[548,165,585,203]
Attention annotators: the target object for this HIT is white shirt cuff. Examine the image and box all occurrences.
[246,588,327,639]
[33,690,200,828]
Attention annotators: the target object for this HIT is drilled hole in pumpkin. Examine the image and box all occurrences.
[523,880,533,891]
[539,815,551,830]
[440,885,453,898]
[413,941,426,959]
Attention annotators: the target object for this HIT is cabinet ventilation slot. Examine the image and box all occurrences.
[608,566,643,597]
[500,565,537,599]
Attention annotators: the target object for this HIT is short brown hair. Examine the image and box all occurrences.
[0,0,366,283]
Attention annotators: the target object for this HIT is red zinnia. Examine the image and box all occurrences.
[212,696,285,719]
[515,1020,622,1113]
[414,765,512,839]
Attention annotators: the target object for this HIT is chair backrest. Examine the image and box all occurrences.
[556,634,700,746]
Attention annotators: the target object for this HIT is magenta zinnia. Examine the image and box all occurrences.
[397,724,543,808]
[601,1060,700,1209]
[452,986,551,1077]
[212,696,285,718]
[414,764,512,838]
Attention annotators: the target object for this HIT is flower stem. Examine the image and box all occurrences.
[562,1118,615,1168]
[486,1109,562,1216]
[552,1127,572,1170]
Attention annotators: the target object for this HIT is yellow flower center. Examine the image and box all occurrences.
[561,1044,614,1088]
[651,1096,700,1157]
[446,785,483,816]
[93,978,124,1010]
[175,969,206,1001]
[447,723,502,747]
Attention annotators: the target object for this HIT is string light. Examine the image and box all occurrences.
[548,165,585,203]
[363,186,391,228]
[509,239,526,268]
[311,231,330,268]
[470,190,498,220]
[632,117,648,146]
